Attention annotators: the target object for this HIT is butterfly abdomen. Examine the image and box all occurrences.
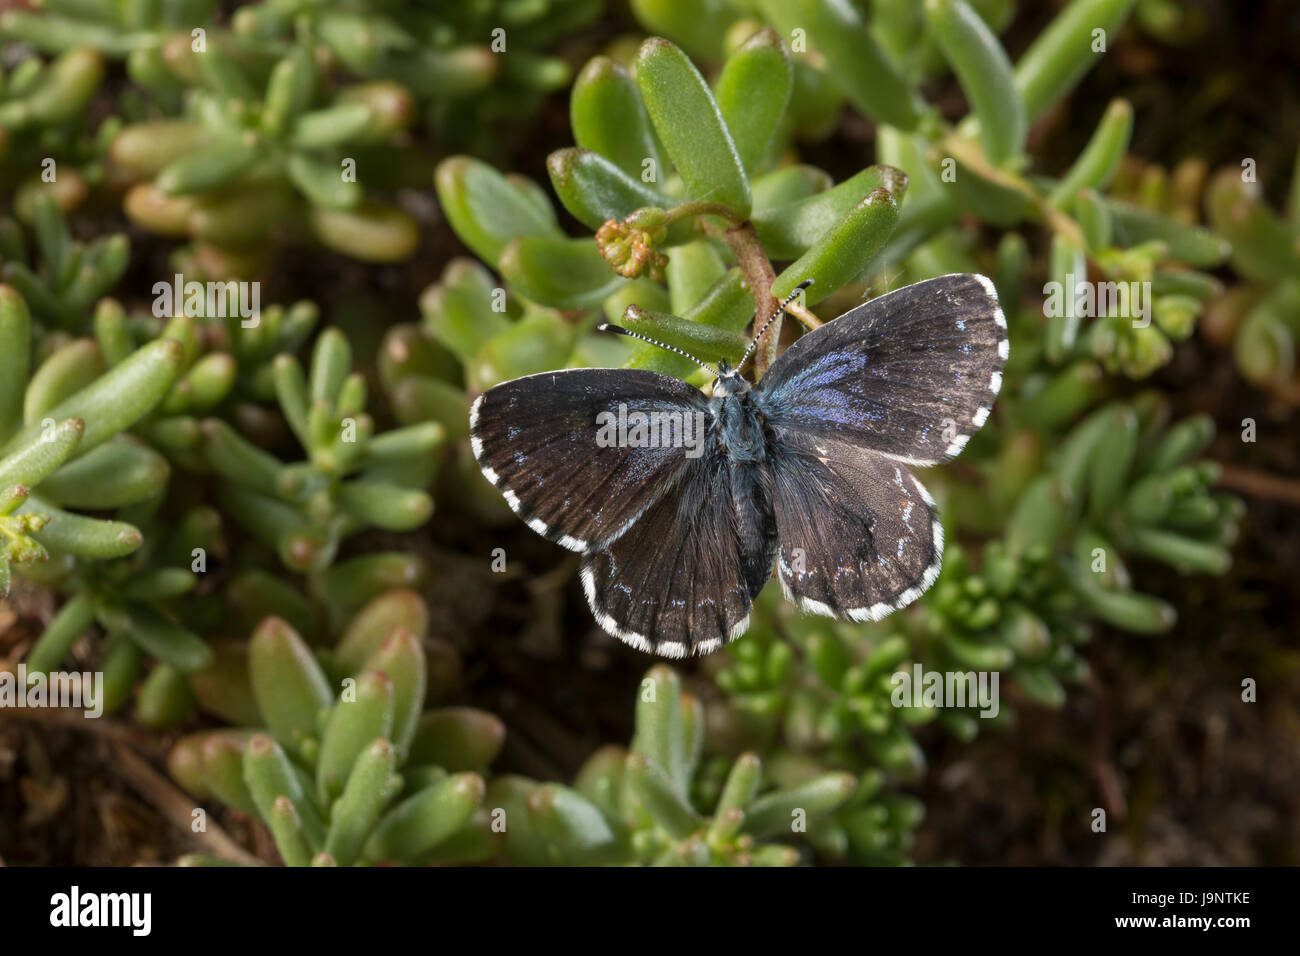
[707,394,778,601]
[729,461,779,601]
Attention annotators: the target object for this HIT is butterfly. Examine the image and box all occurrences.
[470,273,1008,658]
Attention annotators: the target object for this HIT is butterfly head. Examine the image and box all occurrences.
[712,361,750,397]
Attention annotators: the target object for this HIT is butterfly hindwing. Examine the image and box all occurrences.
[470,368,709,551]
[768,432,942,621]
[756,273,1008,466]
[581,450,775,658]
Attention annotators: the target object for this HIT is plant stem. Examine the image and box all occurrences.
[1215,464,1300,506]
[111,741,263,865]
[939,131,1086,247]
[788,301,823,331]
[724,221,781,377]
[664,200,746,228]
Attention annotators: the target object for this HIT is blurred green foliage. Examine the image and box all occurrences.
[169,590,502,865]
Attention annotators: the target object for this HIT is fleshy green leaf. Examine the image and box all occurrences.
[755,0,925,130]
[714,28,792,175]
[634,37,750,217]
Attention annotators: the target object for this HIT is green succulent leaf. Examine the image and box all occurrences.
[363,772,484,863]
[1014,0,1137,121]
[317,670,395,803]
[22,493,143,559]
[714,28,792,175]
[546,147,676,235]
[754,0,925,130]
[324,738,397,866]
[633,37,751,217]
[97,603,213,673]
[2,339,184,462]
[0,286,31,441]
[249,616,334,754]
[435,156,562,263]
[754,165,908,260]
[498,236,627,309]
[1049,98,1134,209]
[773,187,899,302]
[570,56,663,179]
[925,0,1025,166]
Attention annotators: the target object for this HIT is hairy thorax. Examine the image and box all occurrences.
[711,388,768,465]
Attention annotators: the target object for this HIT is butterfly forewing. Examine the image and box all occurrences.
[756,273,1008,466]
[470,368,708,551]
[768,432,942,621]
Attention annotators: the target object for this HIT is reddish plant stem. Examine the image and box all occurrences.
[1215,464,1300,506]
[663,200,745,227]
[111,742,262,865]
[724,221,781,378]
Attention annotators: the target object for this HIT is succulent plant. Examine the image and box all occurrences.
[226,0,604,157]
[0,192,128,331]
[167,589,503,866]
[108,28,421,271]
[0,0,612,269]
[1201,155,1300,400]
[0,46,105,179]
[0,284,183,599]
[412,13,1249,867]
[0,194,437,716]
[491,666,860,865]
[0,0,1274,871]
[200,324,441,576]
[0,1,216,70]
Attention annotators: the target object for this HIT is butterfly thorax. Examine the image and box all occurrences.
[711,388,768,465]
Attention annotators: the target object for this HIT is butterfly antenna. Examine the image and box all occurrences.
[737,279,814,372]
[598,323,722,377]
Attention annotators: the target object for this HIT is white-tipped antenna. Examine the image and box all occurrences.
[737,279,814,372]
[598,323,722,377]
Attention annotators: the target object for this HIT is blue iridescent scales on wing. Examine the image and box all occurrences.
[758,273,1008,465]
[469,273,1008,657]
